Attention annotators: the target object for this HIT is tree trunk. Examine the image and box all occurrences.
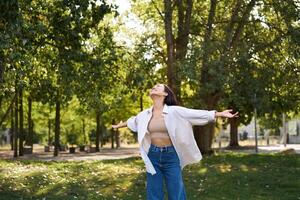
[164,0,193,103]
[111,119,115,149]
[195,0,219,154]
[163,0,216,153]
[140,92,143,111]
[194,97,219,154]
[48,119,51,146]
[115,128,120,148]
[95,112,100,152]
[27,96,33,147]
[164,0,180,101]
[54,100,60,156]
[230,0,257,51]
[223,0,243,51]
[10,105,14,150]
[82,119,86,144]
[229,117,239,147]
[0,50,4,84]
[100,124,104,148]
[200,0,218,85]
[133,94,142,143]
[111,131,115,149]
[0,95,16,127]
[18,88,24,156]
[14,88,18,158]
[195,0,256,154]
[175,0,193,61]
[193,123,215,154]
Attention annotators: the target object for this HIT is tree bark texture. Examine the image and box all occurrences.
[18,88,24,156]
[96,112,101,152]
[54,100,60,156]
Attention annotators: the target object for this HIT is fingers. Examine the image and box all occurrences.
[232,112,239,118]
[226,111,239,118]
[111,125,118,129]
[226,110,239,116]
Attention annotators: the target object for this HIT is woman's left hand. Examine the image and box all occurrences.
[216,109,239,118]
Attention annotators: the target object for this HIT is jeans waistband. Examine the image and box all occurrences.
[149,144,175,153]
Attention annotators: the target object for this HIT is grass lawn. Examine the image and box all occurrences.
[0,153,299,200]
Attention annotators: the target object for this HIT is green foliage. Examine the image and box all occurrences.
[88,129,96,145]
[0,0,299,148]
[0,0,120,146]
[66,128,79,146]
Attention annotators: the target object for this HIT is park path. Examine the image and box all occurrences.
[0,144,299,162]
[0,144,140,161]
[220,144,300,154]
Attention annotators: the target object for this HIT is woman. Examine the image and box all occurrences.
[112,83,238,200]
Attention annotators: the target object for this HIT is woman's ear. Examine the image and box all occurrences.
[163,92,168,96]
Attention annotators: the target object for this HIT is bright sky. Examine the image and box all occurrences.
[109,0,146,47]
[113,0,131,14]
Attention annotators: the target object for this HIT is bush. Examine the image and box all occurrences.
[66,130,79,147]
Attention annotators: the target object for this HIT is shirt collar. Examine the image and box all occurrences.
[147,104,169,114]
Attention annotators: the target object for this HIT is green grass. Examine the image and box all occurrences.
[0,153,299,200]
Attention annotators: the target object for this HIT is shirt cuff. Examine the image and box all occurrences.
[210,110,217,122]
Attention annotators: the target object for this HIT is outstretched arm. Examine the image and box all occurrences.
[111,115,138,132]
[112,121,127,129]
[215,109,239,119]
[174,106,238,126]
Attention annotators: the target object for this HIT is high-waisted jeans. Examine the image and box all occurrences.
[146,144,186,200]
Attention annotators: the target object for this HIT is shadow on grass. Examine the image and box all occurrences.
[184,153,300,200]
[0,157,146,200]
[0,154,299,200]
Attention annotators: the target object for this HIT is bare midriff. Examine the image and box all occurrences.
[147,115,173,147]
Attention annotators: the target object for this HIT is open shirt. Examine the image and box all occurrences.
[127,104,216,175]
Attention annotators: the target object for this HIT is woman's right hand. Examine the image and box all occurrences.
[111,121,124,129]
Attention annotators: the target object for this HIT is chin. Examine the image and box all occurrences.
[149,92,160,98]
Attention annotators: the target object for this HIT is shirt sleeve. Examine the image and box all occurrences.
[127,116,138,132]
[174,106,216,126]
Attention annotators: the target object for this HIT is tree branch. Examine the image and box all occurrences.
[200,0,218,85]
[230,0,257,51]
[151,0,164,21]
[175,0,193,59]
[202,0,218,64]
[224,0,243,51]
[0,94,16,127]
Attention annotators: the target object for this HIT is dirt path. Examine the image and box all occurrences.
[0,144,140,161]
[1,144,299,162]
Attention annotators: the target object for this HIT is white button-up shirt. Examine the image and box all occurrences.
[127,104,216,175]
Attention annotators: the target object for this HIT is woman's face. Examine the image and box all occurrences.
[149,84,168,98]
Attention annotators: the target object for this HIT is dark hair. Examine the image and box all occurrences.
[163,84,178,106]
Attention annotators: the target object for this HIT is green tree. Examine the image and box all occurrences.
[35,0,114,156]
[75,24,118,152]
[130,0,299,153]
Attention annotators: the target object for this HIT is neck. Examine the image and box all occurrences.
[152,98,164,112]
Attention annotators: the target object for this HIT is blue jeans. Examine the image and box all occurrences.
[146,144,187,200]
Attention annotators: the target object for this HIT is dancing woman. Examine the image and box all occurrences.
[112,83,238,200]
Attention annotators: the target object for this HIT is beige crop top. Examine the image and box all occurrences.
[147,116,170,139]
